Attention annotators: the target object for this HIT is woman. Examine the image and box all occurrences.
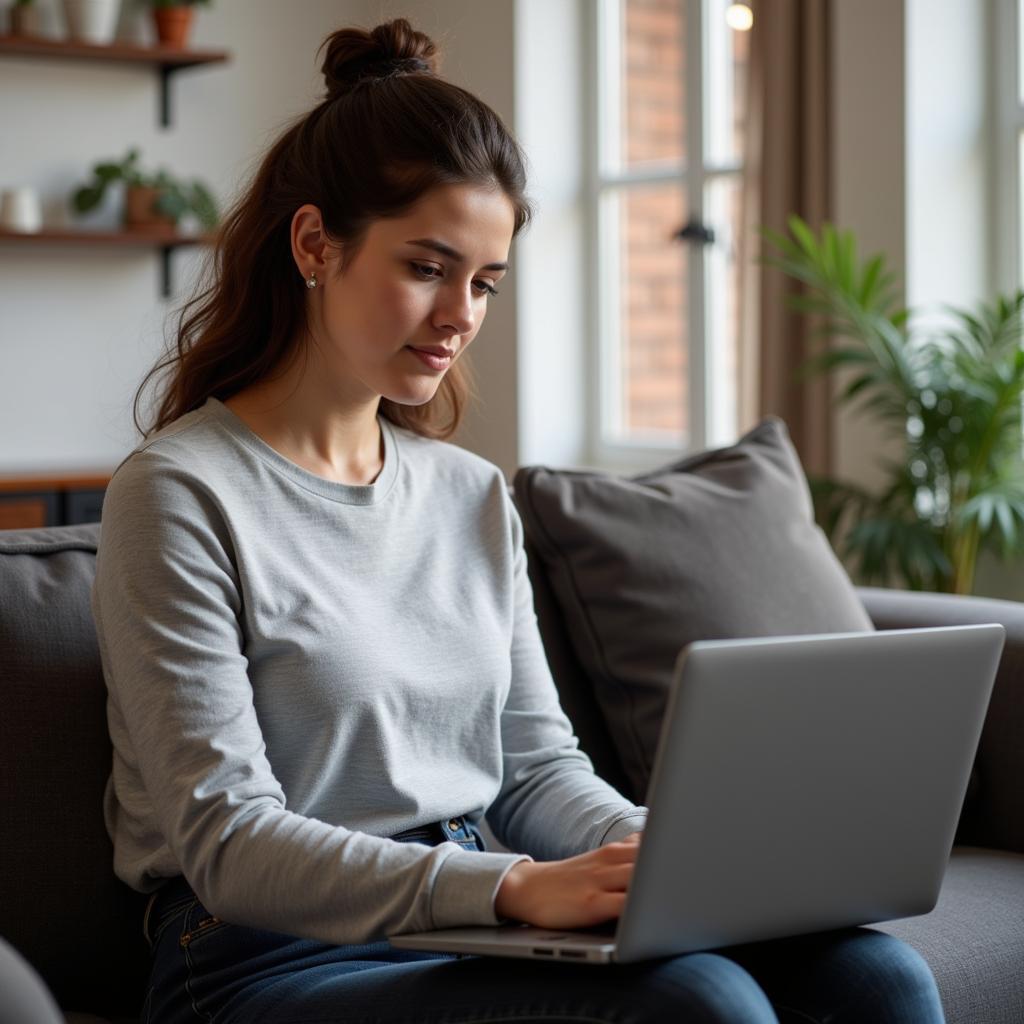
[92,18,946,1024]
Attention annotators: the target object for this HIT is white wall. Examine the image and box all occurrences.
[0,0,369,473]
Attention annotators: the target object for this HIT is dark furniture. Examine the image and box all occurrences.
[0,474,110,529]
[2,522,1022,1022]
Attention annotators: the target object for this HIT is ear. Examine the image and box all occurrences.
[290,204,340,283]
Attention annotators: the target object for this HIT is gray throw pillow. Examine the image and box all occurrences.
[512,416,874,799]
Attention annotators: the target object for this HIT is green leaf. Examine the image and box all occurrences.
[858,254,884,307]
[92,162,124,183]
[839,374,876,403]
[155,190,186,221]
[189,182,219,229]
[996,499,1016,547]
[787,215,819,261]
[71,184,104,214]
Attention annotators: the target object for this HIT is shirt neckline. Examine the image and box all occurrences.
[202,396,400,506]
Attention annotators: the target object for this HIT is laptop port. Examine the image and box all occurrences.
[532,948,555,956]
[559,949,586,959]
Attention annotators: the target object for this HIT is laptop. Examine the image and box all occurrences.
[390,623,1004,964]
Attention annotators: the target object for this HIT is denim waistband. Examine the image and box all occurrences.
[142,814,484,948]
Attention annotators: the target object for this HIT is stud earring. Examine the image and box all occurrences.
[305,271,318,290]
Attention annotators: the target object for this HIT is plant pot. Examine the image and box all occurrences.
[125,185,176,231]
[62,0,122,44]
[9,5,43,37]
[153,6,194,49]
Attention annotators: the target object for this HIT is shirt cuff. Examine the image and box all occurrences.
[599,810,649,846]
[429,848,533,929]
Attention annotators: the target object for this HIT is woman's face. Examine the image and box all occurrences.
[303,182,516,407]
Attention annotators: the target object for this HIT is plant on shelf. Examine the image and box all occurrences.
[71,148,218,233]
[141,0,211,49]
[763,215,1024,596]
[62,0,121,45]
[8,0,37,37]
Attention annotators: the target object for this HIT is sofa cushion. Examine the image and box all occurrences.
[872,847,1024,1024]
[0,523,148,1018]
[522,530,636,799]
[512,416,874,800]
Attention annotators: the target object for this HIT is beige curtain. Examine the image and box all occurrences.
[737,0,833,477]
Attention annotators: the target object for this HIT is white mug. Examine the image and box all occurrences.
[0,188,44,233]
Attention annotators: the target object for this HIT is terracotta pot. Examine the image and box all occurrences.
[153,6,194,49]
[9,6,41,36]
[125,185,176,231]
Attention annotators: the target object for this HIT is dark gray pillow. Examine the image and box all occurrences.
[513,416,874,799]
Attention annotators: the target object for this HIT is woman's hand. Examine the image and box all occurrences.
[494,831,643,929]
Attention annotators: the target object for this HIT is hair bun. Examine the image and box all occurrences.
[320,18,439,99]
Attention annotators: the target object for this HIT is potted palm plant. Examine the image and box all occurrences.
[763,215,1024,595]
[143,0,211,49]
[71,148,218,233]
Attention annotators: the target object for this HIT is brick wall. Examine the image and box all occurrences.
[617,0,748,440]
[622,0,688,436]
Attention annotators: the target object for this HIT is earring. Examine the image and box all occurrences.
[305,271,318,289]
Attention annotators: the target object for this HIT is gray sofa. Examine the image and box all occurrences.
[2,521,1023,1023]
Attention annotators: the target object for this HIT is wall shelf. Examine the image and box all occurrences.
[0,227,214,298]
[0,33,229,127]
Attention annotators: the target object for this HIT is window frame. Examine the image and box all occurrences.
[583,0,745,472]
[995,0,1024,297]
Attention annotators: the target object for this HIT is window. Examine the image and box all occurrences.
[588,0,750,464]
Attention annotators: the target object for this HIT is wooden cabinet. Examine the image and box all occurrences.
[0,473,110,529]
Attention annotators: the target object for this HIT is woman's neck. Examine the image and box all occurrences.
[222,352,385,486]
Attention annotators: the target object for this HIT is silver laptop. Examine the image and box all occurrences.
[390,624,1004,964]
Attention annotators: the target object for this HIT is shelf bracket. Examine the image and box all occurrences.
[159,65,173,128]
[160,245,173,298]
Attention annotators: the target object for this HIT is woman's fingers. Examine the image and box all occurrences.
[580,890,628,926]
[495,839,641,928]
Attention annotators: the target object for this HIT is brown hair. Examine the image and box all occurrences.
[134,18,532,441]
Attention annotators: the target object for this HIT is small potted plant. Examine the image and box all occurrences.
[8,0,40,37]
[62,0,122,45]
[71,148,218,234]
[144,0,211,49]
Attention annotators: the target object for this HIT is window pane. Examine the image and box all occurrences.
[622,0,686,170]
[705,0,751,166]
[612,184,689,442]
[705,174,741,446]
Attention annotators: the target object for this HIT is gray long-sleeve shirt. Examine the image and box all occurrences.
[91,397,646,945]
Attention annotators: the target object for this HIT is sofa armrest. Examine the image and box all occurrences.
[857,586,1024,854]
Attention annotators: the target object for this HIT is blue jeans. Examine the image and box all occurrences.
[141,818,946,1024]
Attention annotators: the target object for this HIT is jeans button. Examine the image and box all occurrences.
[448,819,461,832]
